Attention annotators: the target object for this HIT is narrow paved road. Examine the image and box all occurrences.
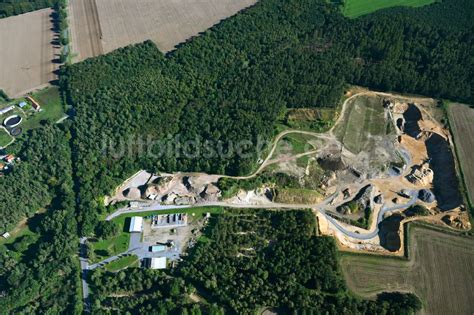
[322,190,419,240]
[79,237,90,312]
[104,188,420,242]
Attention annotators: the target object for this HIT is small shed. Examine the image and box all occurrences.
[150,245,167,252]
[18,101,27,108]
[148,257,167,269]
[2,232,11,239]
[129,216,143,233]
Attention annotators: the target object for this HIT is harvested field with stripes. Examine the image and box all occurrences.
[448,103,474,206]
[340,225,474,315]
[69,0,257,62]
[0,9,59,97]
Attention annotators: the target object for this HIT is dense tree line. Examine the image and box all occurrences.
[60,0,473,236]
[0,0,56,18]
[0,124,82,313]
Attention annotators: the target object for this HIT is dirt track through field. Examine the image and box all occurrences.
[70,0,103,61]
[0,9,58,97]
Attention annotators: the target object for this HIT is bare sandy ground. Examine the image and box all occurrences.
[70,0,257,61]
[0,9,58,97]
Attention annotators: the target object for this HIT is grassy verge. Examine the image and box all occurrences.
[274,188,323,204]
[342,0,436,18]
[104,255,139,272]
[0,128,13,147]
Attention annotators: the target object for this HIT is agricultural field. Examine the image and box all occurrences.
[69,0,257,61]
[68,0,103,62]
[448,103,474,206]
[342,0,436,18]
[0,9,59,97]
[340,225,474,315]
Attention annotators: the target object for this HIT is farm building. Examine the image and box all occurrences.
[129,216,143,233]
[26,96,41,111]
[0,106,14,115]
[4,154,14,163]
[147,257,167,269]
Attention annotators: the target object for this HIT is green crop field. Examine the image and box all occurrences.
[342,0,436,18]
[340,224,474,315]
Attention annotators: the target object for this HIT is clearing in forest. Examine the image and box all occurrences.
[340,225,474,315]
[334,94,393,154]
[0,9,59,97]
[342,0,435,18]
[447,103,474,206]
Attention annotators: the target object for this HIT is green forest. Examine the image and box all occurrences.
[0,0,56,18]
[0,124,82,313]
[90,210,421,314]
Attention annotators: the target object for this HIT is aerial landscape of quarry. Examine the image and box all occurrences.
[0,0,473,314]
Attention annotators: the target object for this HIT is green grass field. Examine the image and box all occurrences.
[21,87,65,130]
[0,128,13,147]
[274,188,323,204]
[105,255,139,272]
[340,224,474,314]
[90,232,130,263]
[342,0,436,18]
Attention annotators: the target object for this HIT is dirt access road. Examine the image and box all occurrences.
[0,9,59,97]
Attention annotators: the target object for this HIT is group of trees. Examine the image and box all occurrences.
[89,268,223,314]
[0,124,82,313]
[0,125,73,231]
[87,210,421,314]
[0,0,56,18]
[178,209,421,313]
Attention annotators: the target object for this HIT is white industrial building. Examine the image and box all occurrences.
[129,216,143,233]
[148,257,167,269]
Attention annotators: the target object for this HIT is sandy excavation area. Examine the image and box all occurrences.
[70,0,257,61]
[0,9,59,97]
